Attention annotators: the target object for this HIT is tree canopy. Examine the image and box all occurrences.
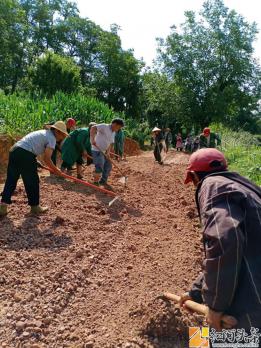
[0,0,260,133]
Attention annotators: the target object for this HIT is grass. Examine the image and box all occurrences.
[212,124,261,185]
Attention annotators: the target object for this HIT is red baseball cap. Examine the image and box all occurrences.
[66,118,76,128]
[203,127,210,134]
[184,148,227,184]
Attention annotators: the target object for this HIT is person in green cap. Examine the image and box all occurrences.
[61,124,95,179]
[114,129,125,160]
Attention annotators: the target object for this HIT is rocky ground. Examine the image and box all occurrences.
[0,150,205,348]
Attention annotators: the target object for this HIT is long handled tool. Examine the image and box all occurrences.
[41,164,120,207]
[162,292,238,329]
[96,146,128,186]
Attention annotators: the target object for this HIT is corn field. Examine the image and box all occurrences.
[0,92,119,135]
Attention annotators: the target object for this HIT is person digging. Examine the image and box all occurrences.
[0,121,68,216]
[152,127,165,165]
[179,148,261,331]
[61,124,95,179]
[90,118,125,186]
[43,118,77,166]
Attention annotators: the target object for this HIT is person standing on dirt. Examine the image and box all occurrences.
[0,121,68,216]
[61,124,95,179]
[114,128,125,160]
[180,148,261,331]
[164,128,173,152]
[175,133,183,151]
[152,127,165,165]
[199,127,221,149]
[90,118,125,186]
[185,134,193,152]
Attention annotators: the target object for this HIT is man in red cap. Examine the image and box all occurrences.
[199,127,221,149]
[181,148,261,332]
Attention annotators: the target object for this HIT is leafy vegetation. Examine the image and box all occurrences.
[0,0,260,177]
[0,92,118,135]
[212,125,261,184]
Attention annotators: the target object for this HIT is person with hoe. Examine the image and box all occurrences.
[43,117,77,166]
[0,121,68,216]
[90,118,125,186]
[152,127,165,165]
[180,148,261,331]
[199,127,221,149]
[61,123,96,179]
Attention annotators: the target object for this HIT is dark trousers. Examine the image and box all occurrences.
[154,143,163,163]
[1,147,40,206]
[51,146,58,165]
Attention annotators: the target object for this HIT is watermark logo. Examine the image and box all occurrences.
[189,327,261,348]
[189,327,210,347]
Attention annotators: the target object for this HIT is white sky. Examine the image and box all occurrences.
[77,0,261,66]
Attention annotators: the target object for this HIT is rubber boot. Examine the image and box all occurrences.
[0,204,8,217]
[30,205,48,215]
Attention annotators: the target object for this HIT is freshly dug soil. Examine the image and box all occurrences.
[0,150,204,348]
[0,135,16,174]
[124,138,141,156]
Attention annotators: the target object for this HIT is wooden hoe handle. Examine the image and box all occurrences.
[163,292,238,328]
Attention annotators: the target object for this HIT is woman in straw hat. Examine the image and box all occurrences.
[0,121,68,216]
[152,127,165,165]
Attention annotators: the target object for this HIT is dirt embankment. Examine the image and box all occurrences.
[0,150,204,348]
[0,135,16,174]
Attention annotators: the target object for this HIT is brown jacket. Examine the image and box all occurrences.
[190,172,261,329]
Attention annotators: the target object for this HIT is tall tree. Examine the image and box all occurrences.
[157,0,261,130]
[0,0,27,93]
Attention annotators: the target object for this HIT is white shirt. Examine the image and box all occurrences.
[15,130,56,156]
[92,124,115,152]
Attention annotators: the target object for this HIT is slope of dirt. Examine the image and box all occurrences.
[0,150,204,348]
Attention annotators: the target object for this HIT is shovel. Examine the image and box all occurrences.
[162,292,237,329]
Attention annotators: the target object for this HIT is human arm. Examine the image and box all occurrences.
[43,147,64,176]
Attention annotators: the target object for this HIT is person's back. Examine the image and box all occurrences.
[197,171,261,329]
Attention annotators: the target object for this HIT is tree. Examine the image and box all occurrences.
[157,0,261,131]
[93,29,143,117]
[29,52,81,95]
[0,0,27,93]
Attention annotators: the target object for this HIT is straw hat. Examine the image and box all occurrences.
[47,121,68,136]
[152,127,161,132]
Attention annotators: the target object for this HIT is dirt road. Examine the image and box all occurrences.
[0,150,204,348]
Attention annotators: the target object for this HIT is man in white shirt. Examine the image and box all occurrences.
[90,118,125,185]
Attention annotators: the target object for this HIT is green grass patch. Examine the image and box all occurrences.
[212,124,261,185]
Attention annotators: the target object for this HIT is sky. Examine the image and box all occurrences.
[77,0,261,66]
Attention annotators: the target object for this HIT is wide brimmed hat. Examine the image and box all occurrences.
[152,127,161,132]
[47,121,68,136]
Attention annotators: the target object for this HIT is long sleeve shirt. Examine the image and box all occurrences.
[190,172,261,329]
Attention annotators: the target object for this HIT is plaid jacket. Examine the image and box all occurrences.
[190,172,261,329]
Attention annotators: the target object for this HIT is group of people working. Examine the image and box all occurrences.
[0,118,125,216]
[0,118,260,336]
[151,126,221,164]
